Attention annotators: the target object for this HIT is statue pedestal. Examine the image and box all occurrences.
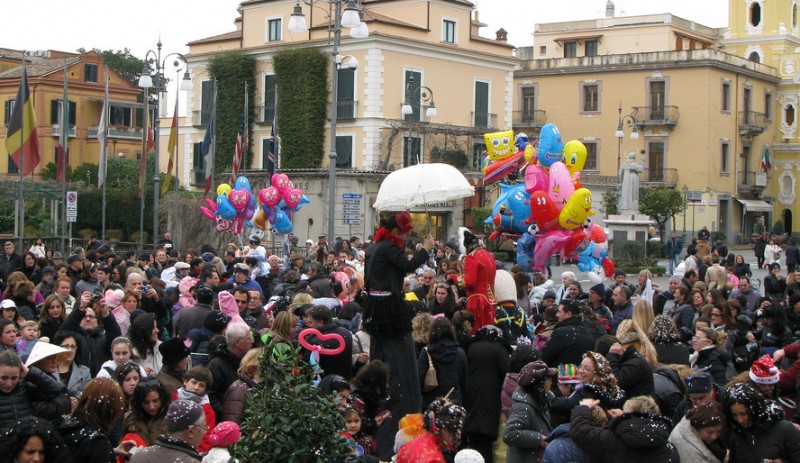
[604,214,653,259]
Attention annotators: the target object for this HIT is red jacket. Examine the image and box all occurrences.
[464,247,496,333]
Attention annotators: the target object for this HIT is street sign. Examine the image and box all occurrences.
[342,193,361,225]
[66,191,77,223]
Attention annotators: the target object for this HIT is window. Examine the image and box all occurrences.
[3,100,14,127]
[474,81,490,127]
[521,86,536,122]
[539,45,547,55]
[647,141,666,182]
[7,155,18,174]
[84,64,98,83]
[721,80,731,112]
[443,19,456,43]
[765,90,772,120]
[721,141,730,173]
[267,18,282,42]
[337,68,355,120]
[263,74,277,122]
[649,80,666,119]
[583,141,598,171]
[785,104,796,127]
[473,141,487,170]
[110,106,132,126]
[585,40,598,57]
[579,81,600,113]
[564,41,577,58]
[748,51,761,63]
[262,137,278,170]
[404,70,421,122]
[404,136,420,167]
[200,80,214,125]
[49,100,77,125]
[750,1,762,27]
[336,135,353,168]
[192,142,205,185]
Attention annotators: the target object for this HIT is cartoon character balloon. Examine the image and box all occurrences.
[563,140,587,178]
[547,161,576,210]
[558,188,594,230]
[537,123,565,167]
[485,183,531,233]
[484,130,515,161]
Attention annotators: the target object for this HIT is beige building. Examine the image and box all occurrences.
[175,0,517,241]
[515,3,780,242]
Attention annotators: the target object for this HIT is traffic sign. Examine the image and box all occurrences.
[342,193,361,225]
[66,191,77,222]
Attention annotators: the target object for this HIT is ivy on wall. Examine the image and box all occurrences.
[208,52,257,177]
[273,48,328,169]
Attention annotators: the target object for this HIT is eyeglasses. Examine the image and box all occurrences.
[234,299,248,305]
[191,422,209,432]
[60,344,77,350]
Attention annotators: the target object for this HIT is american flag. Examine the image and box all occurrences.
[231,82,248,182]
[267,116,277,178]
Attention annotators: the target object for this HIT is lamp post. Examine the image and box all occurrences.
[138,41,192,250]
[289,0,367,241]
[614,102,639,177]
[681,184,688,239]
[401,75,437,165]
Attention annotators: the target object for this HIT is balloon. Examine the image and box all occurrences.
[602,257,616,277]
[524,163,549,194]
[525,190,559,231]
[332,271,351,304]
[216,217,234,233]
[228,189,251,212]
[231,216,245,236]
[242,203,256,221]
[563,228,589,257]
[258,186,281,208]
[484,130,515,161]
[234,176,252,193]
[484,150,525,183]
[273,209,294,234]
[563,140,587,177]
[216,183,232,197]
[271,173,290,192]
[523,144,536,164]
[262,205,276,224]
[531,229,571,272]
[547,161,575,210]
[297,328,346,356]
[293,195,311,211]
[200,206,216,221]
[516,226,537,271]
[283,188,302,209]
[537,123,565,167]
[515,132,530,153]
[252,206,268,230]
[558,188,594,229]
[577,243,600,273]
[216,195,237,220]
[484,183,531,233]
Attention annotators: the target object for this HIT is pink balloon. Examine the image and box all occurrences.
[271,173,290,192]
[531,229,571,273]
[200,206,216,221]
[298,328,346,356]
[258,187,281,208]
[284,188,303,209]
[228,189,251,212]
[547,161,575,211]
[524,164,549,194]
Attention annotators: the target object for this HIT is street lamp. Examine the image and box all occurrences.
[288,0,367,241]
[402,76,437,165]
[681,184,688,239]
[615,102,639,176]
[138,41,192,250]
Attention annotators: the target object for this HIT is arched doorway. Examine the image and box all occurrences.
[784,209,794,235]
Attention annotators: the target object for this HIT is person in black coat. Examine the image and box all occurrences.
[541,299,595,368]
[301,305,354,380]
[691,327,734,386]
[764,263,788,303]
[754,236,767,270]
[596,334,655,399]
[206,322,253,418]
[417,317,467,410]
[786,238,800,274]
[0,350,71,429]
[550,352,626,419]
[57,292,121,377]
[649,315,692,365]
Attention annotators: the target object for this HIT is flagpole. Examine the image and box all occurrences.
[101,66,109,241]
[61,59,68,253]
[18,58,25,251]
[174,69,180,251]
[140,86,149,251]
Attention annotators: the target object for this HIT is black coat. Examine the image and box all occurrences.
[463,339,510,438]
[301,321,354,380]
[694,347,733,386]
[654,340,691,365]
[764,274,787,301]
[550,382,626,418]
[364,240,429,296]
[207,344,243,418]
[540,316,596,368]
[58,306,122,377]
[728,418,800,462]
[418,339,468,409]
[607,345,654,398]
[57,415,116,463]
[0,251,22,281]
[0,367,71,429]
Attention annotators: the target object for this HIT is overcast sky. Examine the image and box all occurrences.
[3,0,728,57]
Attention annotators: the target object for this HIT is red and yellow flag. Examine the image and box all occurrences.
[161,97,179,194]
[5,67,40,176]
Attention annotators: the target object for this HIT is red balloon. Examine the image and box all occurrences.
[298,328,346,356]
[526,191,559,231]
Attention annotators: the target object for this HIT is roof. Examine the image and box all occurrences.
[187,30,242,46]
[0,48,27,60]
[0,56,81,78]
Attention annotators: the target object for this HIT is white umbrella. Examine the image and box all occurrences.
[373,163,475,211]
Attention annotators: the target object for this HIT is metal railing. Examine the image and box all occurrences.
[330,100,357,120]
[737,170,768,187]
[50,125,77,138]
[512,109,547,127]
[640,167,678,185]
[631,106,680,126]
[88,126,143,140]
[254,105,276,124]
[738,111,769,133]
[472,111,498,129]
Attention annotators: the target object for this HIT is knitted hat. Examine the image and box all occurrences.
[686,372,713,393]
[204,310,230,333]
[543,307,558,324]
[454,449,485,463]
[158,337,191,365]
[201,252,215,262]
[558,364,581,384]
[750,355,780,385]
[165,399,204,433]
[518,360,557,387]
[493,270,516,304]
[589,283,606,297]
[104,289,125,309]
[542,290,557,301]
[207,421,241,447]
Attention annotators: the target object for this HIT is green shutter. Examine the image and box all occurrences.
[475,81,489,127]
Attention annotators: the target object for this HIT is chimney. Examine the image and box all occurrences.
[496,28,508,42]
[606,0,615,18]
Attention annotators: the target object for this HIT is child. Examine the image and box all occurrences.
[173,366,217,453]
[343,407,378,457]
[98,337,148,379]
[16,320,40,360]
[202,421,240,463]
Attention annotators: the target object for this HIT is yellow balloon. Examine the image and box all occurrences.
[563,140,587,177]
[252,206,268,230]
[559,188,594,229]
[216,183,232,197]
[484,130,515,161]
[524,144,536,164]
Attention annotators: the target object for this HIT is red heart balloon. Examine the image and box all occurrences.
[298,328,346,356]
[228,189,251,212]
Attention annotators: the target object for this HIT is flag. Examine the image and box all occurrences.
[138,112,154,199]
[58,60,70,183]
[162,96,179,194]
[201,94,217,197]
[5,67,40,177]
[231,83,248,182]
[267,116,277,178]
[55,143,68,182]
[97,81,108,188]
[760,144,772,172]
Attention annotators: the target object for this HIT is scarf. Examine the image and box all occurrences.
[374,228,404,248]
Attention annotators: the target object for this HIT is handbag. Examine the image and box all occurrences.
[422,347,438,392]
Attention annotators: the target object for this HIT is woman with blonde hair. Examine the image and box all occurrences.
[411,312,434,357]
[631,299,655,334]
[268,310,299,346]
[222,347,261,423]
[615,319,659,366]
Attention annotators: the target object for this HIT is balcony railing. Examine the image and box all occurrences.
[640,167,678,186]
[330,100,357,121]
[254,105,276,125]
[88,126,143,140]
[631,106,679,129]
[738,111,769,136]
[192,110,212,128]
[51,124,77,138]
[512,110,547,128]
[737,170,768,189]
[472,111,498,129]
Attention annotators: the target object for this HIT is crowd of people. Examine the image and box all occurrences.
[1,221,800,462]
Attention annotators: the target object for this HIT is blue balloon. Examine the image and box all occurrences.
[537,123,565,167]
[216,195,237,220]
[485,183,531,233]
[235,176,252,193]
[273,209,294,234]
[292,195,311,211]
[515,132,530,153]
[516,228,536,270]
[577,243,604,273]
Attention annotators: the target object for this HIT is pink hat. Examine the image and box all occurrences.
[217,291,244,324]
[750,355,780,385]
[104,289,124,309]
[207,421,241,447]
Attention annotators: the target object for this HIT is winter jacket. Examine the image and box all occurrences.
[172,303,212,340]
[417,339,467,409]
[0,251,22,281]
[57,415,116,463]
[500,372,520,420]
[128,435,202,463]
[765,274,788,301]
[58,305,122,376]
[222,373,259,424]
[728,417,800,462]
[692,346,733,386]
[463,339,510,438]
[668,416,723,463]
[760,325,794,349]
[733,262,752,279]
[570,406,680,463]
[156,364,184,397]
[542,423,596,463]
[652,366,686,421]
[122,410,167,446]
[502,386,552,463]
[654,340,691,365]
[607,345,655,398]
[672,302,696,341]
[0,367,71,428]
[611,301,633,334]
[206,344,243,417]
[301,321,353,380]
[54,362,92,397]
[654,290,676,316]
[541,316,596,368]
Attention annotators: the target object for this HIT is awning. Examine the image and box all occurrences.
[736,198,773,212]
[554,34,603,43]
[87,97,143,109]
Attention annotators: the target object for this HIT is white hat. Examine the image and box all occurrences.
[0,299,16,310]
[175,262,191,270]
[493,270,516,304]
[25,342,69,368]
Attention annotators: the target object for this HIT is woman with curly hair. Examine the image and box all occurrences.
[122,378,170,446]
[0,416,69,463]
[129,313,162,376]
[615,319,659,366]
[550,351,625,418]
[38,294,66,341]
[397,398,467,463]
[649,315,691,365]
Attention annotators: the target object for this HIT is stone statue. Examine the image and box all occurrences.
[618,151,644,214]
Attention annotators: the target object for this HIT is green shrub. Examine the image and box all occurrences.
[710,231,726,242]
[773,220,785,235]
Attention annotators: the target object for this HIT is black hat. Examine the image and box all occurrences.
[158,337,191,365]
[543,290,557,301]
[195,285,215,305]
[589,283,606,296]
[457,227,479,254]
[204,311,229,333]
[67,254,85,264]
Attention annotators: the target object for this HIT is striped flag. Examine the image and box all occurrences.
[231,82,248,182]
[5,66,40,177]
[760,145,772,172]
[267,116,277,178]
[138,113,154,199]
[55,143,68,182]
[57,60,70,183]
[162,96,179,194]
[201,89,217,197]
[97,70,109,188]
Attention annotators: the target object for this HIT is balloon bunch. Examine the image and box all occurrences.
[482,123,615,281]
[199,176,257,236]
[253,173,310,235]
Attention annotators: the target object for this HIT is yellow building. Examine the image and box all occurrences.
[179,0,517,240]
[515,5,779,242]
[0,50,144,177]
[724,0,800,236]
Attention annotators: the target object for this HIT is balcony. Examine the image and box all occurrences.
[192,110,212,128]
[737,170,768,193]
[472,111,498,129]
[51,124,76,138]
[254,105,276,125]
[640,167,678,187]
[88,126,143,140]
[512,110,547,129]
[330,100,358,121]
[738,111,768,137]
[631,106,679,130]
